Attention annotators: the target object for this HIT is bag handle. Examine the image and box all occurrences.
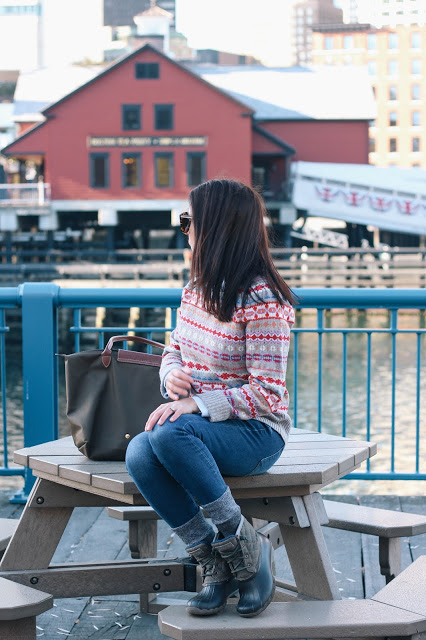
[102,335,165,368]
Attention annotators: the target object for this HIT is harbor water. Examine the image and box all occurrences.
[0,289,425,496]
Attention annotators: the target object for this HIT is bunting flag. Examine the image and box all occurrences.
[343,191,366,207]
[314,186,340,202]
[369,196,393,213]
[396,200,421,215]
[313,185,425,217]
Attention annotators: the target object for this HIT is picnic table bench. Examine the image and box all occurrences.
[3,428,426,638]
[159,555,426,640]
[0,428,375,606]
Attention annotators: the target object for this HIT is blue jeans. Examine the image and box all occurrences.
[125,414,285,529]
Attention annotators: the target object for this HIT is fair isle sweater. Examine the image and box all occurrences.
[159,278,295,443]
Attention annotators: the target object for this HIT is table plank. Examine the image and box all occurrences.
[59,463,127,485]
[282,447,369,465]
[33,471,145,505]
[286,440,376,456]
[28,455,90,475]
[89,462,340,495]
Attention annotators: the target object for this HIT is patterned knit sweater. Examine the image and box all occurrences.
[159,278,295,443]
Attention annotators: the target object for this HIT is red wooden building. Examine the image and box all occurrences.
[1,44,374,249]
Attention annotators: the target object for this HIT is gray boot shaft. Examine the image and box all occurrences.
[186,541,233,585]
[212,516,261,581]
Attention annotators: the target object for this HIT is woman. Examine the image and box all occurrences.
[126,179,295,618]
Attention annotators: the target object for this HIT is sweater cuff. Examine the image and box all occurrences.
[160,364,183,397]
[199,391,232,422]
[193,395,210,417]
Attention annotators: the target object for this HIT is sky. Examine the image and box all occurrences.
[175,0,295,66]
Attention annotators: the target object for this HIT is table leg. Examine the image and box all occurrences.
[0,478,73,571]
[279,494,341,600]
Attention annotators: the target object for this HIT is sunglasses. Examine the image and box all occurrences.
[180,212,192,235]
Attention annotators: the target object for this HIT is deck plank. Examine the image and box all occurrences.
[1,490,424,639]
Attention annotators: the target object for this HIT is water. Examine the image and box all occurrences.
[288,309,426,495]
[0,306,425,495]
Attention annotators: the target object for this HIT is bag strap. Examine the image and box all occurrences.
[102,335,165,368]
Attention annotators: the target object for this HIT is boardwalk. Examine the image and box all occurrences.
[1,491,425,639]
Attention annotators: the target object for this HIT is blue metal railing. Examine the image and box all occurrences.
[0,287,24,481]
[0,284,424,501]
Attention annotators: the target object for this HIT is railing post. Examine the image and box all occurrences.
[10,283,60,503]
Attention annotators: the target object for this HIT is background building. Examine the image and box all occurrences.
[353,0,426,27]
[291,0,343,65]
[104,0,176,30]
[1,44,374,249]
[312,23,426,168]
[0,0,106,70]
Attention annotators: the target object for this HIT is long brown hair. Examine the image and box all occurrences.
[188,179,294,322]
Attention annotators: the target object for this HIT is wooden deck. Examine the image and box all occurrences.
[1,491,425,639]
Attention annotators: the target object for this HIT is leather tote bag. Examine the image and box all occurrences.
[63,335,165,460]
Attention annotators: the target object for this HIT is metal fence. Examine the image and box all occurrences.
[0,182,50,207]
[0,284,424,501]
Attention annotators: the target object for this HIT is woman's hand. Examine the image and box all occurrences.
[165,366,194,401]
[145,397,199,431]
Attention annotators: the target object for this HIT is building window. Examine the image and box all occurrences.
[389,85,397,100]
[388,59,398,75]
[324,36,333,50]
[388,33,398,49]
[122,105,141,131]
[155,153,173,187]
[411,32,421,48]
[122,153,141,188]
[368,60,377,75]
[187,152,206,187]
[411,84,421,100]
[90,153,109,189]
[154,104,174,130]
[369,137,376,153]
[369,118,376,127]
[389,137,397,152]
[412,137,420,152]
[412,163,420,167]
[389,111,398,126]
[412,111,421,126]
[372,85,376,98]
[343,35,353,49]
[135,62,159,79]
[367,33,376,49]
[411,59,421,74]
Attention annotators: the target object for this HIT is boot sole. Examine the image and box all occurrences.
[186,582,239,617]
[187,603,226,616]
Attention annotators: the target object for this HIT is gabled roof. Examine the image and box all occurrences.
[1,119,46,155]
[253,124,296,156]
[2,44,253,155]
[40,44,253,117]
[135,4,173,18]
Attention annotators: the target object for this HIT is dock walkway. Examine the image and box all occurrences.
[1,491,425,639]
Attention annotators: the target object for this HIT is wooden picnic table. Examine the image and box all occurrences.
[0,429,376,605]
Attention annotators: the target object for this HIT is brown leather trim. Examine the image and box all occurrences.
[117,350,161,367]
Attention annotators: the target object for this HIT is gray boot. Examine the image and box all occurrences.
[186,541,238,616]
[212,516,275,617]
